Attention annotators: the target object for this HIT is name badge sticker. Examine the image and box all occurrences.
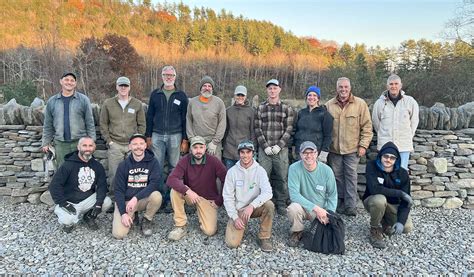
[236,180,244,187]
[316,185,324,191]
[128,108,135,114]
[173,99,181,105]
[377,177,384,184]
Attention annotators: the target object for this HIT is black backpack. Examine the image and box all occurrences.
[302,211,345,254]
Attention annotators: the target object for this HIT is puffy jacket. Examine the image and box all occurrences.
[326,95,373,154]
[372,90,419,152]
[293,105,333,153]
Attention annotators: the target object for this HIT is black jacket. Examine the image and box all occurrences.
[145,85,188,138]
[363,141,411,224]
[114,149,162,215]
[49,151,107,206]
[293,105,333,152]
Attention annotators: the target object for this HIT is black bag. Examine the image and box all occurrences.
[302,211,345,254]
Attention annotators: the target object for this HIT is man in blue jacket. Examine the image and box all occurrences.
[363,141,414,249]
[112,134,163,239]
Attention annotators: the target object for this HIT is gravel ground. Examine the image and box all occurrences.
[0,199,472,275]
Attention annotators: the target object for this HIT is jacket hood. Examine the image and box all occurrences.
[64,150,96,163]
[376,141,401,170]
[127,149,155,163]
[236,159,259,171]
[380,90,406,100]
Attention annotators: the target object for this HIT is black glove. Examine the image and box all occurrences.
[60,203,76,214]
[392,222,404,235]
[401,192,413,208]
[90,206,102,218]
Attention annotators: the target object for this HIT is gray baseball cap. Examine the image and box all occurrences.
[116,76,131,86]
[300,141,317,152]
[234,85,247,96]
[266,79,280,87]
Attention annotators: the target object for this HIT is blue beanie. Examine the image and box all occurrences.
[305,86,321,98]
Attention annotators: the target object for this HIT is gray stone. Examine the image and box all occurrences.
[456,148,473,156]
[445,182,459,191]
[453,156,471,165]
[27,193,42,204]
[23,146,41,152]
[409,164,427,171]
[6,182,25,189]
[0,187,12,196]
[421,197,445,208]
[19,105,44,126]
[11,188,29,197]
[414,145,433,152]
[420,151,436,158]
[456,179,474,189]
[427,158,448,173]
[458,189,467,198]
[40,190,54,206]
[8,152,29,158]
[28,185,48,194]
[442,197,464,209]
[0,99,22,125]
[423,185,445,191]
[0,171,15,177]
[11,196,27,204]
[442,135,458,140]
[467,188,474,195]
[458,143,474,149]
[416,157,428,165]
[459,173,474,178]
[434,191,458,197]
[410,185,422,191]
[31,159,44,172]
[411,191,433,200]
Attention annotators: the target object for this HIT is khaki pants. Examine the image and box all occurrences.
[287,202,317,232]
[170,189,218,236]
[112,191,162,239]
[225,201,274,248]
[363,194,413,233]
[107,142,129,192]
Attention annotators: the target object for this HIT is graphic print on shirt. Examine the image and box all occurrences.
[78,166,95,192]
[127,168,149,188]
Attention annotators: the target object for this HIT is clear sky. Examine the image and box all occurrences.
[155,0,461,48]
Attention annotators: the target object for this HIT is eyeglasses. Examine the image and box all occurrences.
[301,151,316,156]
[382,154,397,161]
[162,74,176,78]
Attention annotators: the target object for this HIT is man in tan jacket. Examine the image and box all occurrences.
[326,77,373,216]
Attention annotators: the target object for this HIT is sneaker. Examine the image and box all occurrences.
[259,239,273,252]
[344,207,357,217]
[168,226,187,241]
[288,231,303,247]
[369,227,386,249]
[141,217,153,237]
[276,206,287,216]
[62,225,74,233]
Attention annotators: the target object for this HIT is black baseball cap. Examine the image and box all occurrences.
[61,72,77,80]
[129,133,147,143]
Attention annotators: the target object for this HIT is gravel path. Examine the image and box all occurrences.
[0,199,472,275]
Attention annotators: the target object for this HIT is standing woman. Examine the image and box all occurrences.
[293,86,333,163]
[222,85,256,169]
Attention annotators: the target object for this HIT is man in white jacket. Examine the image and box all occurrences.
[372,74,419,170]
[223,141,274,252]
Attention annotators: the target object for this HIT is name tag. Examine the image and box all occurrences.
[173,99,181,105]
[377,177,384,184]
[128,108,135,114]
[316,185,324,191]
[236,180,244,187]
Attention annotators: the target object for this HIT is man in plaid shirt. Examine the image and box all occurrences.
[255,79,295,215]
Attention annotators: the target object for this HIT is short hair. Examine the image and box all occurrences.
[162,65,176,75]
[387,74,402,85]
[78,136,95,146]
[336,77,351,88]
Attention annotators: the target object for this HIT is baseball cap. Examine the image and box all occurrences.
[190,136,206,146]
[234,85,247,96]
[237,140,255,152]
[266,79,279,87]
[61,72,77,80]
[129,133,147,143]
[300,141,317,152]
[116,76,131,86]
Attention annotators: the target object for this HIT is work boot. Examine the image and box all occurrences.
[83,210,99,231]
[288,231,303,247]
[168,226,187,241]
[259,239,273,252]
[382,223,394,236]
[369,227,386,249]
[344,207,357,217]
[141,217,153,237]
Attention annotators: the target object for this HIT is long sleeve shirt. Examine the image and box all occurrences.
[186,96,226,144]
[255,100,295,149]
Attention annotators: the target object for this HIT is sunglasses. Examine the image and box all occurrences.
[382,154,397,161]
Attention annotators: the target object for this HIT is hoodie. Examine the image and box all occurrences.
[363,141,411,224]
[114,149,162,215]
[49,151,107,206]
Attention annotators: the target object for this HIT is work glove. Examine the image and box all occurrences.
[392,222,404,235]
[264,147,274,156]
[318,151,329,163]
[60,203,76,214]
[207,141,217,155]
[271,145,282,155]
[90,205,102,218]
[180,139,189,154]
[401,192,414,208]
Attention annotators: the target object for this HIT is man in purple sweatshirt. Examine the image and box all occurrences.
[167,136,227,241]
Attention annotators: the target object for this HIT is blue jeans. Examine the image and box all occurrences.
[223,158,238,169]
[399,151,410,170]
[151,132,182,204]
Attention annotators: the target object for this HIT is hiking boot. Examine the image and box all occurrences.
[276,206,287,216]
[344,207,357,217]
[369,227,386,249]
[259,239,273,252]
[159,202,173,214]
[168,226,187,241]
[83,210,99,231]
[62,225,74,233]
[141,217,153,237]
[288,231,303,247]
[382,223,394,236]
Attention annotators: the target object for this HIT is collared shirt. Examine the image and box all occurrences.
[255,100,295,149]
[190,154,207,165]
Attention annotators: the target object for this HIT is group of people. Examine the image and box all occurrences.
[42,66,419,251]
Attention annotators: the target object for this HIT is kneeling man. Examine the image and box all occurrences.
[112,134,163,239]
[223,141,274,252]
[287,141,337,247]
[50,136,112,233]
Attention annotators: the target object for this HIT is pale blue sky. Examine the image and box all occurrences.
[155,0,461,48]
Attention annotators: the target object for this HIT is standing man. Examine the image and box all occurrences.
[42,72,96,166]
[223,141,274,251]
[100,76,146,192]
[326,77,373,216]
[186,76,226,160]
[112,134,163,239]
[146,65,189,211]
[372,74,419,170]
[50,136,112,233]
[167,136,227,241]
[255,79,295,215]
[287,141,337,247]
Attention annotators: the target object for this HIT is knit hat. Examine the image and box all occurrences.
[199,76,215,90]
[305,86,321,98]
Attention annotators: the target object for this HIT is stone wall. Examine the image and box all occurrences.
[0,125,473,209]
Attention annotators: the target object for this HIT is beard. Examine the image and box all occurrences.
[201,91,212,98]
[80,151,92,162]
